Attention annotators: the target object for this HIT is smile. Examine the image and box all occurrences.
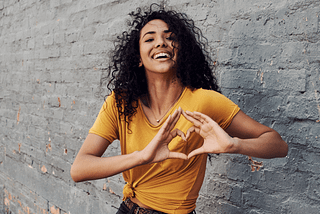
[153,52,171,59]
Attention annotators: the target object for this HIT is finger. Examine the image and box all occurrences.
[185,126,195,139]
[168,108,181,130]
[186,126,201,139]
[165,108,182,132]
[161,114,172,133]
[171,128,186,141]
[188,147,206,159]
[185,126,199,139]
[168,152,188,160]
[182,111,202,127]
[193,111,216,124]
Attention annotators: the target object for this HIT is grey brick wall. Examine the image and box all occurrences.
[0,0,319,213]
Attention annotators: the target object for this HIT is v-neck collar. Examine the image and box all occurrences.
[138,87,188,128]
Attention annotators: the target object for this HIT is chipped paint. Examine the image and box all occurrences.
[50,205,60,214]
[109,188,115,194]
[248,156,263,172]
[17,106,21,124]
[46,143,52,152]
[41,165,47,173]
[5,197,10,206]
[260,72,264,83]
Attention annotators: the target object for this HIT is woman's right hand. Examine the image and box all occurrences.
[138,107,188,164]
[71,107,187,182]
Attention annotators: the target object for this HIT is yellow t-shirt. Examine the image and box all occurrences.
[89,87,240,213]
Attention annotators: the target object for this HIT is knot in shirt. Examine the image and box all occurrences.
[123,182,135,200]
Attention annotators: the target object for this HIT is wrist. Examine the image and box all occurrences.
[230,137,241,154]
[133,150,151,166]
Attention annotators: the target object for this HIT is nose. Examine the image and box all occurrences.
[155,36,167,48]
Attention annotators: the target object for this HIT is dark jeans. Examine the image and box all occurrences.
[116,201,196,214]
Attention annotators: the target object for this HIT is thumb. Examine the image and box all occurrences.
[168,152,188,160]
[187,147,205,159]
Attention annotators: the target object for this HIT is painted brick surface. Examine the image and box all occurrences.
[0,0,320,213]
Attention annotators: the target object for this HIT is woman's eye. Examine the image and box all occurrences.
[145,38,153,42]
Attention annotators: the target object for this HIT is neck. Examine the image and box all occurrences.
[145,72,184,117]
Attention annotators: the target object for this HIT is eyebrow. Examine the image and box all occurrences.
[142,30,171,39]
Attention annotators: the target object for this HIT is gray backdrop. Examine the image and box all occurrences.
[0,0,320,213]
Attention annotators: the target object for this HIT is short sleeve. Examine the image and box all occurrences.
[89,92,119,143]
[203,91,240,130]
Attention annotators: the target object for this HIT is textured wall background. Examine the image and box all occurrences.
[0,0,319,213]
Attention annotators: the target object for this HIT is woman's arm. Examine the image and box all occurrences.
[182,110,288,159]
[225,110,288,158]
[70,108,188,182]
[70,134,143,182]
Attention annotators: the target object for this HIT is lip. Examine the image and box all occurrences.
[151,50,172,60]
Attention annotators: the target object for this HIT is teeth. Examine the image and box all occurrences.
[154,52,171,59]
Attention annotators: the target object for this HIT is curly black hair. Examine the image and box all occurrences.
[101,4,220,123]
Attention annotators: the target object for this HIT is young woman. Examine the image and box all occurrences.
[70,5,288,214]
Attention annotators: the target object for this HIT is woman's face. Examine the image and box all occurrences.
[139,19,178,75]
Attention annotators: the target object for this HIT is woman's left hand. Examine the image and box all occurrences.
[182,110,236,159]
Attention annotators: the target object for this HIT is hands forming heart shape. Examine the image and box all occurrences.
[139,107,236,165]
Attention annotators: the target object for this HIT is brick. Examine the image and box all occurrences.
[50,0,60,8]
[264,170,308,193]
[216,47,234,65]
[195,196,219,214]
[71,42,84,56]
[280,42,306,64]
[43,34,54,46]
[263,69,306,92]
[61,0,72,5]
[217,202,243,214]
[307,177,320,202]
[54,32,65,44]
[281,200,320,214]
[47,45,60,58]
[66,31,80,43]
[207,179,230,199]
[229,18,272,41]
[229,184,242,206]
[234,43,280,67]
[220,69,259,90]
[83,40,112,55]
[286,93,320,120]
[226,161,251,182]
[243,189,284,213]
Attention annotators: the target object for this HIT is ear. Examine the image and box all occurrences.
[139,59,143,67]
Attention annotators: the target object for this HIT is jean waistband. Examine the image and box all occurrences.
[124,198,196,214]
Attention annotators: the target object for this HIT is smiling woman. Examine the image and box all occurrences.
[139,19,178,76]
[70,4,288,214]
